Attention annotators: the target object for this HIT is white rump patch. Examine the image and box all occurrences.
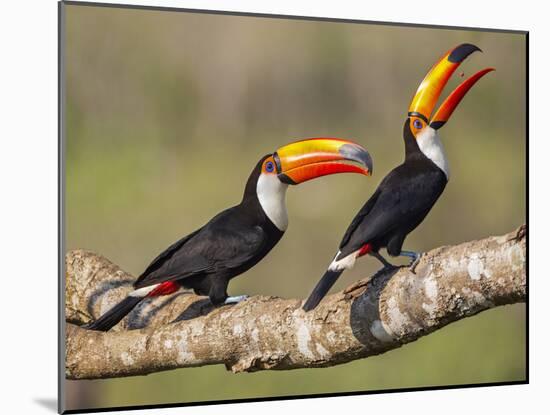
[416,126,450,179]
[256,173,289,231]
[129,284,159,298]
[328,250,359,271]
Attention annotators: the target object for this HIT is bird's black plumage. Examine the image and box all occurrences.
[337,121,447,259]
[303,121,447,312]
[337,122,447,260]
[302,42,492,311]
[85,156,284,331]
[134,155,284,304]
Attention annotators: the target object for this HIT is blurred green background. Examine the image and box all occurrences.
[63,3,526,411]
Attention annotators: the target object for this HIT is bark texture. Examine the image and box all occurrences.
[65,226,526,380]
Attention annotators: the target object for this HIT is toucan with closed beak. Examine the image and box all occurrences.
[303,43,494,311]
[84,138,373,331]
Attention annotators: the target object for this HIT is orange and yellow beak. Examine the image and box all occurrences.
[408,43,494,130]
[274,138,373,185]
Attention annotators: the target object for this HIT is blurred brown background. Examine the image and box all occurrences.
[63,3,526,411]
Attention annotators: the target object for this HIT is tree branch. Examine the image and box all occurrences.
[65,226,526,380]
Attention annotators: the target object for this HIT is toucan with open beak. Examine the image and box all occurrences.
[83,138,372,331]
[303,43,494,311]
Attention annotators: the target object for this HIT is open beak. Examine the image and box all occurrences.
[408,43,494,130]
[274,138,373,185]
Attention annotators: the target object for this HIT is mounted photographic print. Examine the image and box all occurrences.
[59,1,527,413]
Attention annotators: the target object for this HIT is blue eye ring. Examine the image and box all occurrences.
[413,119,423,129]
[265,161,275,172]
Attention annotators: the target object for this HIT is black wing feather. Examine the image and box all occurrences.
[339,163,446,258]
[135,228,202,286]
[339,188,381,248]
[135,207,267,288]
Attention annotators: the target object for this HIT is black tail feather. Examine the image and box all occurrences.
[82,296,143,332]
[303,269,344,311]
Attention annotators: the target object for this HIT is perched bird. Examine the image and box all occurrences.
[84,138,373,331]
[303,43,494,311]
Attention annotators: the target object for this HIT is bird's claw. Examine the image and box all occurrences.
[409,253,422,273]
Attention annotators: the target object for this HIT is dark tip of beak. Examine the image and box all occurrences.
[448,43,482,63]
[339,144,374,173]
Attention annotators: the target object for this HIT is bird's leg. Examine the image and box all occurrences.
[223,295,249,305]
[369,251,396,270]
[399,250,422,273]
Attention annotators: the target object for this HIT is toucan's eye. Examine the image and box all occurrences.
[413,119,423,129]
[265,161,275,172]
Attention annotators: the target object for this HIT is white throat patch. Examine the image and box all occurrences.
[256,174,289,231]
[416,126,450,179]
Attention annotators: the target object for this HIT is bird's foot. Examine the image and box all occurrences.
[409,256,421,273]
[223,294,249,305]
[400,251,422,274]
